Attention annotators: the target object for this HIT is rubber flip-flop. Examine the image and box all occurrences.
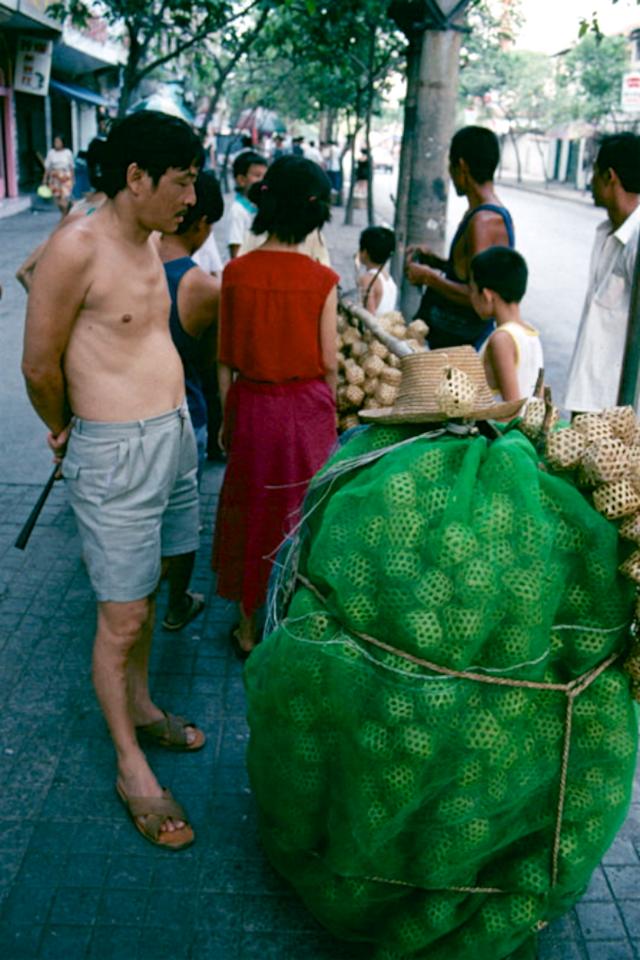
[162,592,205,631]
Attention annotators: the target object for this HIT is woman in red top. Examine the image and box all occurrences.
[213,156,339,655]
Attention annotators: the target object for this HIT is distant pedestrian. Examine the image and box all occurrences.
[565,133,640,414]
[292,136,305,157]
[326,140,343,203]
[159,169,223,629]
[227,150,268,259]
[405,126,515,350]
[213,156,338,656]
[22,110,206,850]
[357,225,398,315]
[272,134,287,161]
[305,140,323,165]
[43,134,75,216]
[354,147,370,200]
[470,246,543,406]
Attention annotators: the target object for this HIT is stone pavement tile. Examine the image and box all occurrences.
[15,848,65,886]
[49,885,101,925]
[88,924,142,960]
[189,928,240,960]
[581,866,611,902]
[0,882,54,924]
[285,929,370,960]
[62,851,110,888]
[39,924,92,959]
[199,856,245,894]
[136,926,192,960]
[144,889,195,931]
[241,894,319,934]
[106,855,155,889]
[576,901,628,941]
[536,941,585,960]
[195,891,242,932]
[602,837,640,866]
[585,943,635,960]
[605,866,640,900]
[617,900,640,939]
[97,887,149,926]
[0,922,43,959]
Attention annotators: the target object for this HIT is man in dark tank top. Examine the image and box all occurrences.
[405,126,515,350]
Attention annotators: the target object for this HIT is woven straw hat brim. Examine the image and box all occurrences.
[359,396,525,424]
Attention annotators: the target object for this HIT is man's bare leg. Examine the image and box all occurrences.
[125,593,198,747]
[93,598,184,833]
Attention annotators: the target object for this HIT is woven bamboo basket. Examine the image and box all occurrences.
[620,513,640,543]
[435,367,477,418]
[545,429,586,470]
[572,413,613,444]
[593,480,640,520]
[604,406,637,444]
[580,438,630,484]
[620,549,640,584]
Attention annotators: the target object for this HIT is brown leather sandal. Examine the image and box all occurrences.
[116,783,194,850]
[136,710,206,752]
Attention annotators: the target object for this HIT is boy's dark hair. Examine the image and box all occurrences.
[176,169,223,234]
[100,111,204,198]
[249,155,331,244]
[233,150,267,179]
[359,226,395,265]
[471,246,528,304]
[450,126,500,184]
[86,137,107,190]
[596,133,640,193]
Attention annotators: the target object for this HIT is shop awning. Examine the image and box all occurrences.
[49,78,110,107]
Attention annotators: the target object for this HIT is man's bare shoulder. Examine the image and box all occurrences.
[186,264,220,306]
[40,211,99,267]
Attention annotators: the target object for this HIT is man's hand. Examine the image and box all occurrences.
[406,244,446,269]
[405,260,435,287]
[47,424,72,464]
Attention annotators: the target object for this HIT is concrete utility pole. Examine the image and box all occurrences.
[388,0,472,317]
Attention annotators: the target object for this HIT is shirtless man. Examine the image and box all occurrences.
[405,126,515,350]
[22,111,206,850]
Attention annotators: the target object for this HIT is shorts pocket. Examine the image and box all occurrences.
[62,434,129,506]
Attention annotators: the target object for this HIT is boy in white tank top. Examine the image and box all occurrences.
[469,246,543,409]
[356,225,398,315]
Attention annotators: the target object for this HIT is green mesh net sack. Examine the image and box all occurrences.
[244,423,638,960]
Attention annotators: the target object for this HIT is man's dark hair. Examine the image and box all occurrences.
[176,169,223,234]
[359,226,395,265]
[596,133,640,193]
[233,150,267,179]
[471,246,528,304]
[100,111,204,198]
[450,126,500,184]
[250,155,331,244]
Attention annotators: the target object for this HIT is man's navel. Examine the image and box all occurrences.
[121,314,132,324]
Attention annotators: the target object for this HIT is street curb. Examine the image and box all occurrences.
[498,177,592,209]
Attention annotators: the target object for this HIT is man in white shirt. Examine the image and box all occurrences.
[565,133,640,414]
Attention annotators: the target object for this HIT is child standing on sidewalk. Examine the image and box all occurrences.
[469,246,543,403]
[213,156,339,655]
[356,226,398,316]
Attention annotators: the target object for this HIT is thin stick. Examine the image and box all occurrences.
[14,466,58,550]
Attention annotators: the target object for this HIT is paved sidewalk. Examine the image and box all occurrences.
[1,196,639,960]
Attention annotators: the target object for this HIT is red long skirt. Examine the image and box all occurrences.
[212,377,337,616]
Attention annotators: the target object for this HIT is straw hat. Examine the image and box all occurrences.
[359,347,525,424]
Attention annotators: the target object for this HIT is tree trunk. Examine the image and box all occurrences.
[343,133,358,226]
[509,129,522,182]
[391,32,421,288]
[365,26,376,228]
[398,27,463,318]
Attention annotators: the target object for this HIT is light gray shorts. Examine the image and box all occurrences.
[62,404,200,602]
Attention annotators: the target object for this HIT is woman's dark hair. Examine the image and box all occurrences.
[359,226,395,265]
[233,150,267,179]
[596,133,640,193]
[176,169,224,234]
[249,155,331,244]
[100,110,204,199]
[470,246,528,304]
[450,126,500,184]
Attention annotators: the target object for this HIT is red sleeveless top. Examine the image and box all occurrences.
[218,249,339,382]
